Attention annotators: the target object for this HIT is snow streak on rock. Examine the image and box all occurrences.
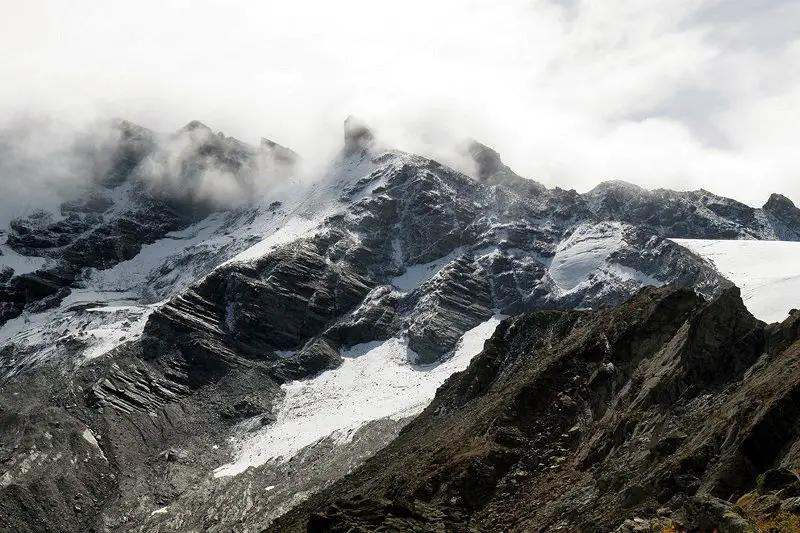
[213,315,504,477]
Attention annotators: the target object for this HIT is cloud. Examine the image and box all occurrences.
[0,117,297,229]
[0,0,797,208]
[0,116,120,227]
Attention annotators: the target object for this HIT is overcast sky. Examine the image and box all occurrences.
[1,0,798,207]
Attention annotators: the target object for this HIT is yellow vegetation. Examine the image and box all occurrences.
[755,511,800,532]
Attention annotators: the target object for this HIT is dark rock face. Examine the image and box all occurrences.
[757,468,800,494]
[271,286,800,532]
[405,255,494,364]
[0,266,12,284]
[763,193,800,240]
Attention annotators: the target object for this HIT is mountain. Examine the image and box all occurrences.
[584,180,800,240]
[1,117,799,531]
[271,285,800,532]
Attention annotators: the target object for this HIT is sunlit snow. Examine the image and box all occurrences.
[673,239,800,323]
[213,314,504,477]
[391,248,464,292]
[549,222,662,294]
[0,242,48,277]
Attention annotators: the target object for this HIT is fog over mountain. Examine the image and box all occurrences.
[1,0,799,211]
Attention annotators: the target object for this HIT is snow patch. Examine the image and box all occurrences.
[213,315,504,477]
[392,249,463,292]
[80,305,156,360]
[226,215,322,264]
[81,429,107,461]
[673,239,800,323]
[550,222,625,292]
[0,244,48,276]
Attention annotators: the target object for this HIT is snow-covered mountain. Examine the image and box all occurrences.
[1,117,799,532]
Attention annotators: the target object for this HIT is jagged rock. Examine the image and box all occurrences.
[681,495,757,533]
[466,140,508,180]
[27,286,71,313]
[757,468,800,494]
[158,448,190,462]
[325,286,399,346]
[780,496,800,513]
[406,255,494,363]
[0,266,12,284]
[11,263,79,301]
[464,139,546,195]
[763,193,800,240]
[271,339,343,382]
[614,517,681,532]
[0,285,25,324]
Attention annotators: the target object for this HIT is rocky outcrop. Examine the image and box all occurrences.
[583,180,800,240]
[0,266,12,284]
[405,254,494,363]
[271,286,800,532]
[763,193,800,240]
[464,139,547,196]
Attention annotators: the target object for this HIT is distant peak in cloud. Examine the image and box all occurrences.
[180,120,213,133]
[343,115,374,156]
[462,139,506,181]
[260,137,300,166]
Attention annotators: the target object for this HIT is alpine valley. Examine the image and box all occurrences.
[3,117,800,532]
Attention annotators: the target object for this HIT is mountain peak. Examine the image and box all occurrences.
[591,179,644,193]
[463,139,505,181]
[765,192,796,210]
[180,120,213,133]
[260,137,300,165]
[460,139,546,195]
[342,115,374,156]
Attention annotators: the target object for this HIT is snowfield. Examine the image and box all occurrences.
[213,315,505,477]
[0,244,48,277]
[673,239,800,324]
[549,222,663,295]
[550,222,627,292]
